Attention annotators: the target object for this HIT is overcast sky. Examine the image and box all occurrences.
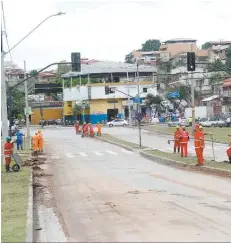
[2,0,231,70]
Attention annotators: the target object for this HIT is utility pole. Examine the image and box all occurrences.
[24,61,30,138]
[136,60,142,148]
[1,27,8,140]
[126,72,132,126]
[190,44,195,129]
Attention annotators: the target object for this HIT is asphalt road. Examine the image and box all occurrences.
[104,126,229,162]
[33,127,231,242]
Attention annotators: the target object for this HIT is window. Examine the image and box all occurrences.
[143,88,148,93]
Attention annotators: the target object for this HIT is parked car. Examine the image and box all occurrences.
[47,119,56,125]
[168,118,189,127]
[200,117,226,127]
[225,117,231,127]
[55,119,63,125]
[65,120,75,126]
[107,119,128,127]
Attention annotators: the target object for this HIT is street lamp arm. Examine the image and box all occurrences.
[6,13,65,54]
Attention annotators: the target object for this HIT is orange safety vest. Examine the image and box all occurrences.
[200,131,205,148]
[97,124,102,132]
[194,130,202,149]
[4,142,13,157]
[181,131,189,143]
[174,130,181,141]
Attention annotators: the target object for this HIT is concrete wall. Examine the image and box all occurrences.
[31,107,62,124]
[63,82,157,101]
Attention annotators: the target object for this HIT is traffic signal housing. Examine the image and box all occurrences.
[71,52,81,72]
[105,86,110,95]
[187,52,196,71]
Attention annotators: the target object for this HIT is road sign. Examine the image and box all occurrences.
[135,112,143,121]
[168,91,180,99]
[132,97,142,104]
[24,107,32,115]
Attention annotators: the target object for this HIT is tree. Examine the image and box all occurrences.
[141,39,160,51]
[10,88,25,119]
[56,60,72,83]
[125,52,133,63]
[145,93,163,107]
[207,59,226,72]
[225,46,231,73]
[201,42,212,50]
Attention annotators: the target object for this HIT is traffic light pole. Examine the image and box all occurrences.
[136,61,142,148]
[191,71,195,129]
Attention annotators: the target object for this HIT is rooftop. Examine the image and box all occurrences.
[164,38,197,44]
[62,61,156,78]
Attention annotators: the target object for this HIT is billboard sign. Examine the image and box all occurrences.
[168,91,180,99]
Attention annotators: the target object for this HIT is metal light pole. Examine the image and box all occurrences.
[190,44,195,130]
[136,60,142,148]
[24,61,30,138]
[1,12,65,138]
[126,72,132,126]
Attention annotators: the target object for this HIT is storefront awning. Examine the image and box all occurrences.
[202,95,219,102]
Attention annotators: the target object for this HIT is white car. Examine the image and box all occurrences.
[107,119,128,127]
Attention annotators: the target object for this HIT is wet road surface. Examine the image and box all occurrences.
[35,127,231,242]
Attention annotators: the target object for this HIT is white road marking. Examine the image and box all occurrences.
[66,153,74,158]
[121,149,133,154]
[79,152,88,157]
[106,150,118,155]
[93,151,103,156]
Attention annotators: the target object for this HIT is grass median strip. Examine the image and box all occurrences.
[144,149,231,171]
[1,165,30,242]
[147,125,231,144]
[101,134,140,148]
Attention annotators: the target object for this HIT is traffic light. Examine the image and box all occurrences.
[71,52,81,72]
[187,52,196,71]
[105,86,110,95]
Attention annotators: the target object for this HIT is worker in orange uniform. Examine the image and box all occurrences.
[89,123,94,137]
[97,122,102,136]
[82,122,87,137]
[37,130,44,152]
[74,121,80,135]
[180,126,189,157]
[32,132,39,156]
[194,124,203,166]
[227,135,231,163]
[173,126,181,153]
[4,136,14,172]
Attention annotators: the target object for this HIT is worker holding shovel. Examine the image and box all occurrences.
[227,135,231,163]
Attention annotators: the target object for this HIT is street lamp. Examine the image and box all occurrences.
[136,59,142,148]
[1,12,65,139]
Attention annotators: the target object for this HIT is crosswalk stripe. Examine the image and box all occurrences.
[93,151,103,156]
[106,150,118,155]
[66,153,74,158]
[121,149,133,154]
[79,152,88,157]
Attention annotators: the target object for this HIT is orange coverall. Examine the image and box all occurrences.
[4,141,13,166]
[38,131,44,152]
[174,129,181,153]
[32,134,39,152]
[89,125,94,137]
[194,130,204,165]
[180,130,189,157]
[74,123,79,134]
[97,124,102,136]
[227,135,231,162]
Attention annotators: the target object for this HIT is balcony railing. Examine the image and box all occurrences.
[223,90,231,97]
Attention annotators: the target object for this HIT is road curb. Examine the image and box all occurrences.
[140,151,231,178]
[96,135,231,179]
[95,136,134,151]
[25,169,33,243]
